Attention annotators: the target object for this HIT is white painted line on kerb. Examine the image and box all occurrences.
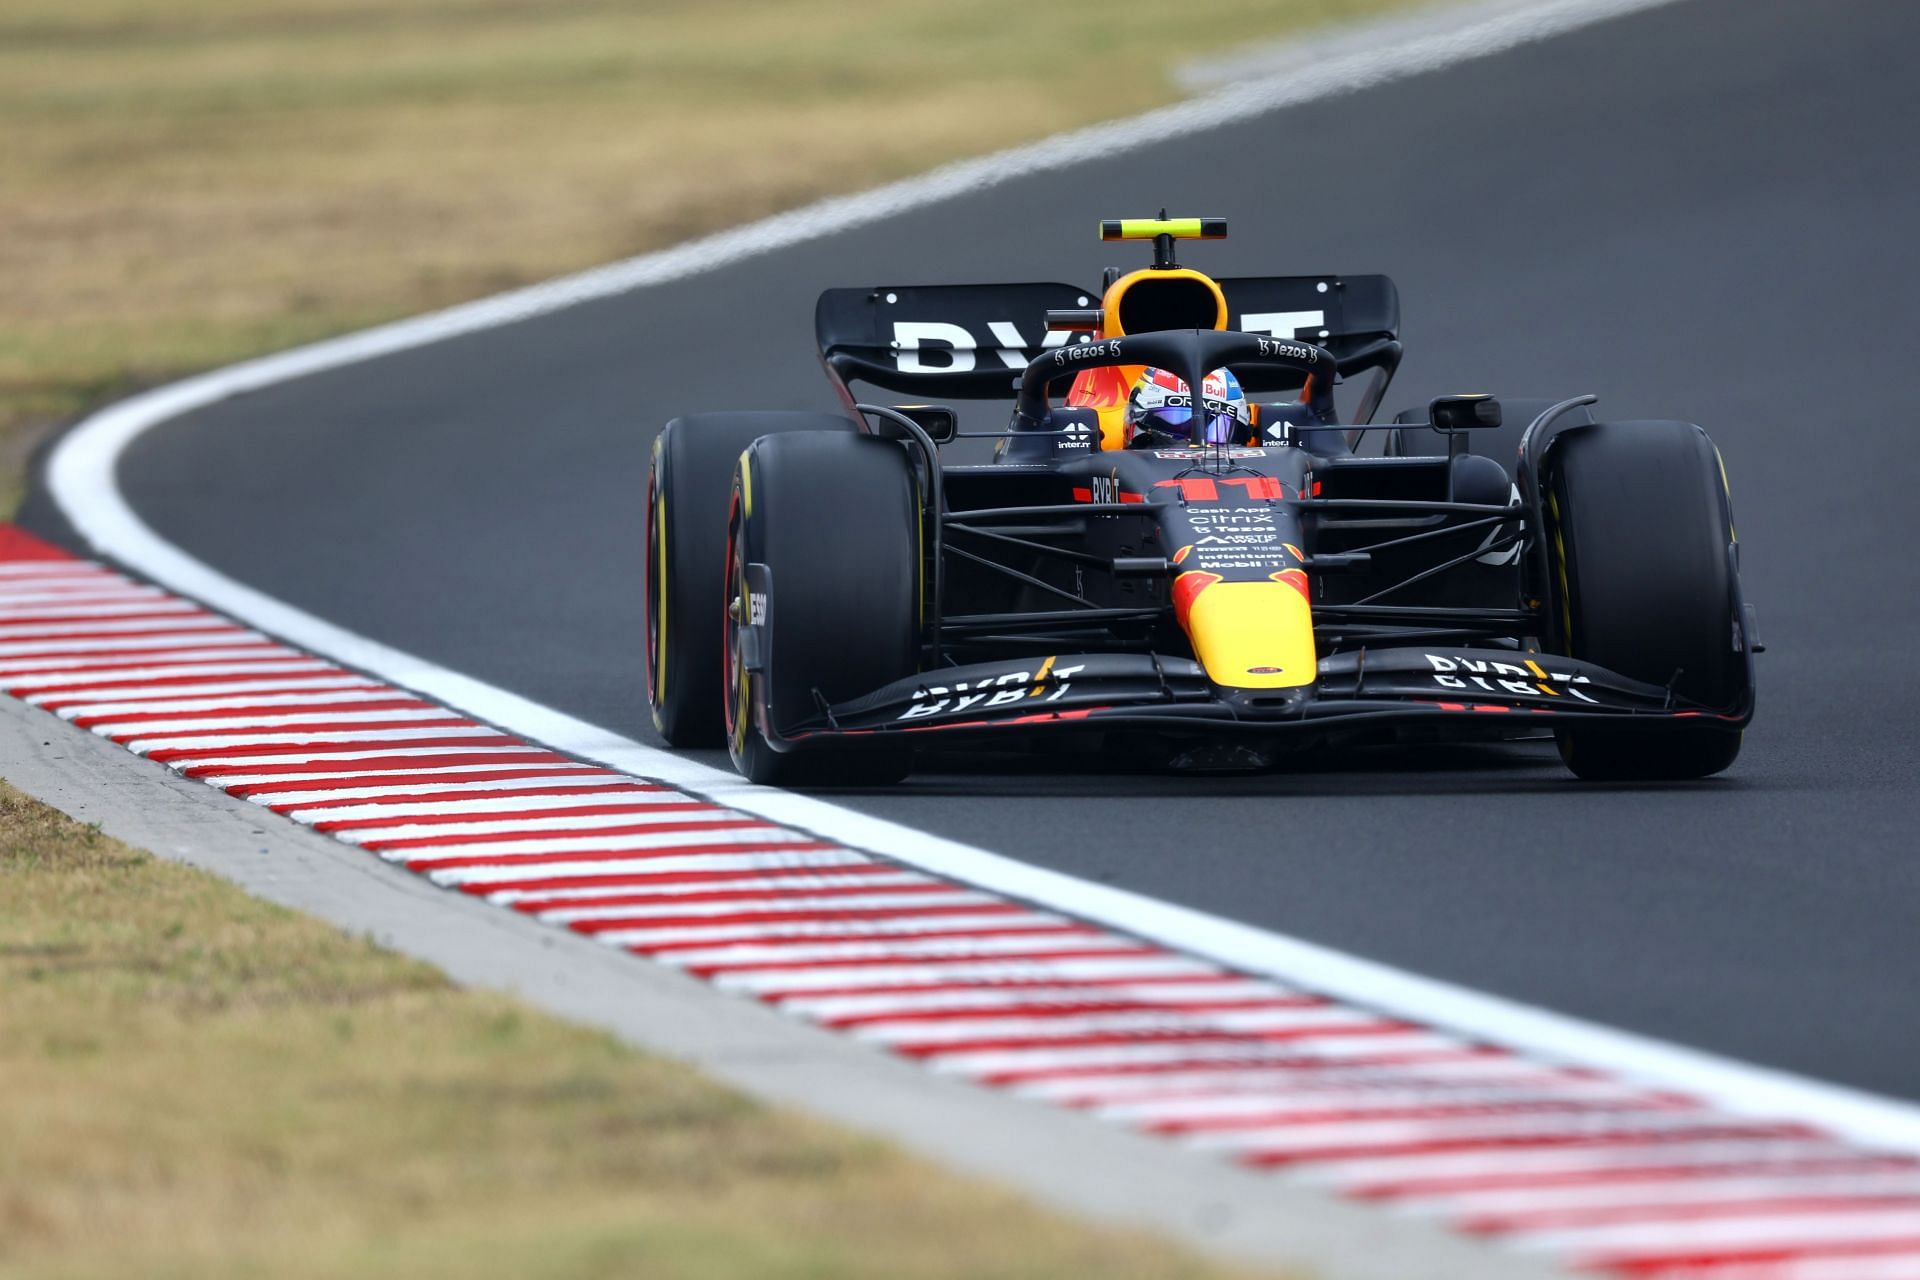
[48,0,1920,1159]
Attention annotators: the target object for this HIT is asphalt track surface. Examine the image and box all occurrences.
[60,0,1920,1099]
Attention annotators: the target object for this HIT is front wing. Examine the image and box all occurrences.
[778,647,1751,748]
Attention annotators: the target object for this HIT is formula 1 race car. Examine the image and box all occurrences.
[645,217,1758,785]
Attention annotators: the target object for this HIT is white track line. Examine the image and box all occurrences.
[44,0,1920,1162]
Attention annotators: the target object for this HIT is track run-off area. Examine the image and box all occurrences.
[6,527,1920,1278]
[24,0,1920,1275]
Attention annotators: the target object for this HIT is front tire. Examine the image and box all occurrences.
[724,432,922,787]
[1545,420,1746,781]
[646,411,853,747]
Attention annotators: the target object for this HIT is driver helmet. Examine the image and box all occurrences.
[1125,366,1249,446]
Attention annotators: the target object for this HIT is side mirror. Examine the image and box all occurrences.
[1429,394,1502,432]
[890,403,958,443]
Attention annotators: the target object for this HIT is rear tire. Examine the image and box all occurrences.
[724,432,921,787]
[646,411,853,746]
[1545,420,1745,781]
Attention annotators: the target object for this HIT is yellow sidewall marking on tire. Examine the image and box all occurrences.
[653,485,668,704]
[728,456,754,758]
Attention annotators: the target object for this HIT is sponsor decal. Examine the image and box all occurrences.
[1182,536,1299,573]
[1191,552,1290,569]
[1186,507,1277,527]
[1253,336,1320,363]
[1150,449,1269,462]
[1424,653,1598,703]
[1073,476,1145,504]
[1050,339,1121,368]
[897,659,1088,721]
[1157,515,1303,575]
[747,591,767,626]
[1240,309,1327,341]
[890,320,1084,374]
[1134,370,1233,410]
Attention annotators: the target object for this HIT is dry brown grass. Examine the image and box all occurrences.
[0,780,1291,1278]
[0,0,1438,513]
[2,7,1454,1272]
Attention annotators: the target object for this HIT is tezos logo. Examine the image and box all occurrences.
[1051,339,1119,369]
[1255,337,1318,363]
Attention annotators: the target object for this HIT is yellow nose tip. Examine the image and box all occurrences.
[1178,579,1317,689]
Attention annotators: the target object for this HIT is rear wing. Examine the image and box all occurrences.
[815,275,1400,400]
[816,282,1095,401]
[1215,274,1400,394]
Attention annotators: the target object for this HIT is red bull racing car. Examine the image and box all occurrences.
[645,217,1758,785]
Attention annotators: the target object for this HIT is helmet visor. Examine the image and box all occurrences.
[1141,401,1241,444]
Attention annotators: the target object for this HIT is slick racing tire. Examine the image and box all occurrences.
[724,432,921,787]
[646,411,854,747]
[1545,420,1745,781]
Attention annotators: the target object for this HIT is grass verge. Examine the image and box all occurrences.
[0,0,1441,514]
[3,7,1461,1271]
[0,780,1287,1279]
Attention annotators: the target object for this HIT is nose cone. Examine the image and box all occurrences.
[1173,576,1317,690]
